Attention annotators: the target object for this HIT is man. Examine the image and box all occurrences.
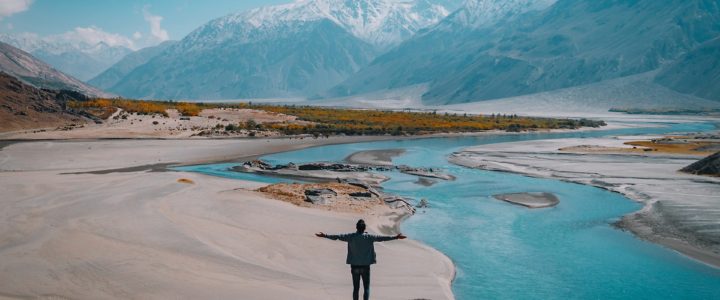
[315,219,406,300]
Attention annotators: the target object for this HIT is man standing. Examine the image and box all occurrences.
[315,219,406,300]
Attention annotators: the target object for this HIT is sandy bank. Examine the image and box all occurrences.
[493,192,560,208]
[449,136,720,268]
[0,138,455,299]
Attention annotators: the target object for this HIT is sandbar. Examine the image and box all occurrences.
[345,149,406,166]
[493,192,559,208]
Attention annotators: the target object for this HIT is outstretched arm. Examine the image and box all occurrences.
[372,233,407,242]
[315,232,351,241]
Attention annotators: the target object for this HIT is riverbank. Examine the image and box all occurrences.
[0,137,455,299]
[449,135,720,268]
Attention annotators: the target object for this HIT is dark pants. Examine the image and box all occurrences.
[351,265,370,300]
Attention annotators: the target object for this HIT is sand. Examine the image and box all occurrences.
[450,136,720,268]
[0,108,309,140]
[0,138,455,299]
[493,192,560,208]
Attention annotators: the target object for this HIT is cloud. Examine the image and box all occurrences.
[0,0,32,19]
[133,31,142,40]
[49,26,137,50]
[142,6,169,43]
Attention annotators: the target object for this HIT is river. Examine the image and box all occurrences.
[176,122,720,299]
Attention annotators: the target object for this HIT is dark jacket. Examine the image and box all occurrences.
[325,232,397,265]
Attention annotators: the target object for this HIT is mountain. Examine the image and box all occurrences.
[329,0,720,104]
[89,41,177,90]
[0,41,109,98]
[655,37,720,101]
[107,0,453,100]
[0,72,90,132]
[0,33,133,81]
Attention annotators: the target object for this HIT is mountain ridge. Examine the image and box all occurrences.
[329,0,720,104]
[0,33,133,81]
[0,41,109,98]
[106,0,455,100]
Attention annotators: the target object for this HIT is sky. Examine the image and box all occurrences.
[0,0,291,50]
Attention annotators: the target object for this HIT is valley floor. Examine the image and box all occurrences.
[0,137,454,299]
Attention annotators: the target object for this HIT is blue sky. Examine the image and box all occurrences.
[0,0,291,49]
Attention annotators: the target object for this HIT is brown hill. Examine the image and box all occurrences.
[0,72,90,133]
[680,151,720,176]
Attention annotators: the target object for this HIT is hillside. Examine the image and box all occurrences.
[0,73,90,133]
[0,33,133,81]
[89,41,177,90]
[0,42,109,98]
[655,37,720,101]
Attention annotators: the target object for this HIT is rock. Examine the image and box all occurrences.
[304,188,337,196]
[417,198,429,208]
[349,192,373,198]
[399,165,455,180]
[680,151,720,176]
[414,177,437,186]
[383,196,416,214]
[303,188,337,205]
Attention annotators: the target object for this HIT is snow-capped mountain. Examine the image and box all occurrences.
[329,0,720,104]
[0,41,109,98]
[0,33,133,81]
[110,0,456,100]
[195,0,451,49]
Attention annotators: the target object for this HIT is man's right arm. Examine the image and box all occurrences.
[315,232,351,241]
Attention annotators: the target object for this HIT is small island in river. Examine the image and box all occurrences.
[493,192,560,208]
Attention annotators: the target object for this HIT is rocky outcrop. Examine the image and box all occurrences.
[680,152,720,176]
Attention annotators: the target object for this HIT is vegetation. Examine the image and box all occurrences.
[248,105,605,136]
[68,99,205,117]
[69,98,606,136]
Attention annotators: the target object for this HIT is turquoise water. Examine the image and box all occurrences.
[176,122,720,299]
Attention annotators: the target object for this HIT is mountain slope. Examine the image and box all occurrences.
[330,0,720,104]
[111,20,376,99]
[0,72,89,132]
[89,41,177,90]
[106,0,452,100]
[655,37,720,101]
[0,42,109,98]
[0,34,133,81]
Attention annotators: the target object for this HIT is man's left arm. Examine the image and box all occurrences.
[372,233,407,242]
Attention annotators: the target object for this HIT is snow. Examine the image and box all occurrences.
[196,0,450,48]
[440,0,556,29]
